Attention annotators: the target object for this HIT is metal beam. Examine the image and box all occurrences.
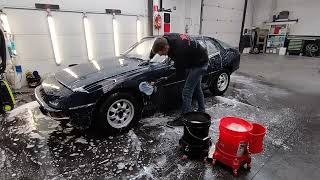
[199,0,204,35]
[239,0,248,49]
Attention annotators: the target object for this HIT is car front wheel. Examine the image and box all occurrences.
[209,70,230,96]
[97,92,140,134]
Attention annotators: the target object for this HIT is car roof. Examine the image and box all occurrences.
[143,35,214,40]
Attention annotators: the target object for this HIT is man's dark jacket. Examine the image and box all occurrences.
[164,33,209,70]
[150,33,209,70]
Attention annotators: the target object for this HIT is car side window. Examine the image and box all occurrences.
[205,40,219,57]
[197,39,219,58]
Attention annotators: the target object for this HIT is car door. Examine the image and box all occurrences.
[146,60,185,110]
[197,39,222,82]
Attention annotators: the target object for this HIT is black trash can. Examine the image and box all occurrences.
[179,112,212,158]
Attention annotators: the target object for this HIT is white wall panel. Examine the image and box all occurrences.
[276,0,320,36]
[252,0,320,36]
[5,9,48,35]
[117,16,137,53]
[252,0,274,27]
[13,35,53,60]
[204,0,245,10]
[3,0,148,15]
[87,14,114,59]
[2,0,149,86]
[52,12,87,65]
[244,0,253,29]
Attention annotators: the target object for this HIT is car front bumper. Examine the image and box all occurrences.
[35,86,95,121]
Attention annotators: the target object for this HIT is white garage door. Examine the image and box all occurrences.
[202,0,246,47]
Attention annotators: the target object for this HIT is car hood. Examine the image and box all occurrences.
[55,57,146,89]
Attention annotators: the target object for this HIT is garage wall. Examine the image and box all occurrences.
[162,0,186,33]
[161,0,253,40]
[201,0,253,47]
[252,0,276,27]
[252,0,320,36]
[0,0,148,85]
[276,0,320,36]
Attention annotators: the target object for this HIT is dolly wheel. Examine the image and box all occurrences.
[233,169,238,177]
[203,157,209,164]
[211,159,216,166]
[181,155,188,161]
[246,163,252,170]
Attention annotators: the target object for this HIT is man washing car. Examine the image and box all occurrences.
[150,33,209,126]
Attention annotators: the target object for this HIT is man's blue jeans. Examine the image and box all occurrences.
[181,63,208,114]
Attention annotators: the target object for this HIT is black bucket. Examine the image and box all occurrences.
[179,112,212,158]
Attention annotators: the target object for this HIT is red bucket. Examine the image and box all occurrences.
[219,117,253,156]
[249,123,266,154]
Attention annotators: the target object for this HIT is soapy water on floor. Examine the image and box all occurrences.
[0,74,302,179]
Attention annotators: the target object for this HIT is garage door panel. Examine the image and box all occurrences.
[204,0,245,10]
[203,6,243,21]
[202,21,242,33]
[87,14,113,34]
[202,0,244,47]
[5,9,48,35]
[56,36,87,62]
[117,16,137,34]
[52,12,84,35]
[52,12,87,64]
[14,35,53,60]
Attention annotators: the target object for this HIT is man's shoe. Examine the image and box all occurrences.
[167,115,185,127]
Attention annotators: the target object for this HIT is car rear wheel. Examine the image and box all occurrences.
[97,92,140,134]
[209,70,230,96]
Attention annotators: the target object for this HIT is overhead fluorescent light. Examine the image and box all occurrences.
[83,16,94,61]
[136,17,142,42]
[0,13,11,34]
[64,68,78,78]
[112,16,120,56]
[47,15,61,65]
[92,60,101,71]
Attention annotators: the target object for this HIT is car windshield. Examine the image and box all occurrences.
[123,38,167,63]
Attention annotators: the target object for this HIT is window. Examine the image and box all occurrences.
[197,39,219,57]
[205,40,219,56]
[124,38,156,61]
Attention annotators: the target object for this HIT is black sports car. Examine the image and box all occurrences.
[35,36,240,133]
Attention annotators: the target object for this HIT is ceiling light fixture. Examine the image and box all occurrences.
[136,16,142,42]
[112,15,120,57]
[47,14,61,65]
[83,15,94,61]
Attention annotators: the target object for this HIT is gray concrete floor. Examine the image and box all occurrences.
[238,55,320,180]
[0,54,319,179]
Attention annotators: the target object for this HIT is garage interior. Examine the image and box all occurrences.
[0,0,319,179]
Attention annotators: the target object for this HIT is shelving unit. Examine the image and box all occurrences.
[266,24,289,54]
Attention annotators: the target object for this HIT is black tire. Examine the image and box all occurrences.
[209,70,230,96]
[96,92,140,134]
